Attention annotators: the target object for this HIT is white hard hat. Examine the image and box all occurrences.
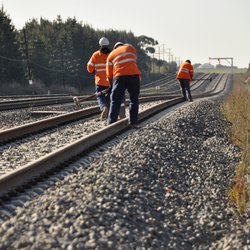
[99,37,109,46]
[113,42,124,49]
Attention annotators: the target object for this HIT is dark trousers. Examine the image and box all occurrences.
[95,85,110,111]
[178,78,192,100]
[108,75,140,125]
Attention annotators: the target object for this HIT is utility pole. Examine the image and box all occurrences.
[158,46,161,73]
[158,46,161,60]
[171,54,174,63]
[176,57,181,67]
[152,53,154,73]
[162,44,168,61]
[23,29,34,93]
[165,48,170,63]
[152,44,175,73]
[60,45,65,91]
[162,44,165,61]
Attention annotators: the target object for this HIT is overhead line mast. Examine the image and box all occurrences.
[209,57,234,74]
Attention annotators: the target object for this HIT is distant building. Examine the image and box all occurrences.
[216,64,238,69]
[198,63,214,69]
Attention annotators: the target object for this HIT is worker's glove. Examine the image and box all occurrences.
[103,87,111,98]
[96,88,110,97]
[107,86,112,94]
[96,91,103,97]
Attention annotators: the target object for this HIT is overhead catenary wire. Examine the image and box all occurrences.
[0,54,26,63]
[0,53,63,72]
[0,53,96,81]
[0,50,161,79]
[31,61,93,79]
[31,61,64,72]
[0,53,78,74]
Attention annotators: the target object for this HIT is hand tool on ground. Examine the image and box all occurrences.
[73,88,111,109]
[192,77,212,82]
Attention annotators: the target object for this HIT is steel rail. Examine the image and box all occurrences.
[0,90,175,111]
[0,74,208,110]
[161,73,218,95]
[0,76,173,110]
[0,95,179,143]
[0,96,75,111]
[0,94,68,99]
[0,74,225,144]
[141,74,210,95]
[0,105,100,143]
[194,74,228,98]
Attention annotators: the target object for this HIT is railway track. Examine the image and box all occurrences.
[0,73,214,111]
[0,73,217,131]
[0,73,228,200]
[0,73,219,143]
[0,96,75,111]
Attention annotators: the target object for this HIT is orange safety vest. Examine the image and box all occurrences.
[106,44,141,81]
[87,50,110,87]
[176,62,194,80]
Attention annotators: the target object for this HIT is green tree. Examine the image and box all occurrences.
[0,6,24,83]
[167,61,177,73]
[155,59,164,73]
[14,16,162,92]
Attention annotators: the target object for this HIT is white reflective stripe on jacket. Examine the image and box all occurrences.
[106,44,141,79]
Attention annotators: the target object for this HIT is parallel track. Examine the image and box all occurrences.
[0,73,218,141]
[0,73,215,111]
[0,74,229,198]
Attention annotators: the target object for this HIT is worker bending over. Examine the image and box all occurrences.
[106,42,141,127]
[87,37,111,120]
[176,60,194,102]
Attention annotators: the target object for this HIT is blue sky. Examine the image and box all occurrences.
[2,0,250,68]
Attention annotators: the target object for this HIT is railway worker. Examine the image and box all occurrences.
[106,42,141,127]
[176,59,194,102]
[87,37,112,120]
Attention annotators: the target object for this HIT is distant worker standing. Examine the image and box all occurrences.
[176,60,194,102]
[87,37,111,120]
[106,42,141,127]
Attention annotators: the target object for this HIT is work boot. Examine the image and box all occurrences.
[119,114,126,120]
[129,124,141,129]
[100,106,109,120]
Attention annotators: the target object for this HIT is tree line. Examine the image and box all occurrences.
[0,7,177,94]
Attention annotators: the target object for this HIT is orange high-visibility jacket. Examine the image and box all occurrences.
[106,44,141,81]
[176,61,194,81]
[87,50,110,87]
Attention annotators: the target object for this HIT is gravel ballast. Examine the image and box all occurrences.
[0,99,249,249]
[0,101,162,175]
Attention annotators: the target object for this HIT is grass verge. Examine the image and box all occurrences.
[221,73,250,215]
